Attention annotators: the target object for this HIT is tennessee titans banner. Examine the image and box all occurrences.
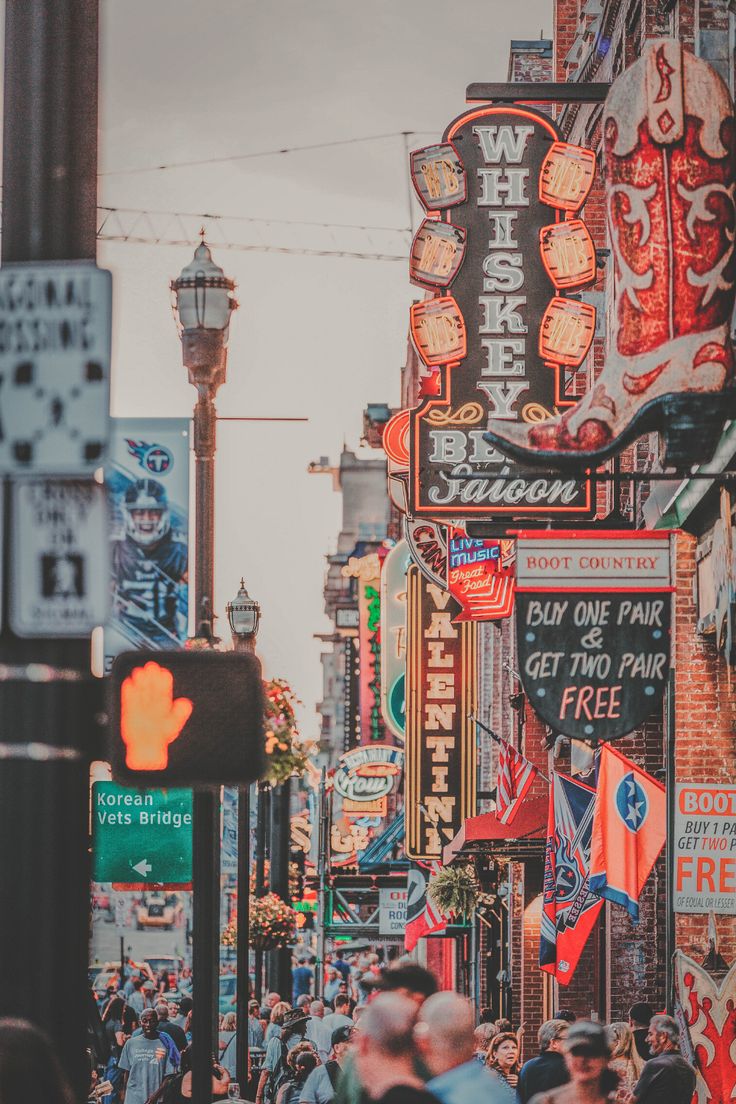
[105,418,190,667]
[540,772,602,985]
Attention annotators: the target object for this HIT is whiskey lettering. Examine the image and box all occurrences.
[409,106,593,518]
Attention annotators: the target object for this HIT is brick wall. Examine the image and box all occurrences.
[673,532,736,963]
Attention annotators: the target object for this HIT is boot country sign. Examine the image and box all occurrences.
[515,532,672,741]
[408,103,597,520]
[484,40,736,473]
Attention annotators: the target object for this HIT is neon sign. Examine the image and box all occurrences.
[408,106,597,519]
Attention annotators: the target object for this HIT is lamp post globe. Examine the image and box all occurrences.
[171,236,238,390]
[227,579,261,650]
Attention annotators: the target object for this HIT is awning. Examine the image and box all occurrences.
[646,420,736,531]
[443,795,548,865]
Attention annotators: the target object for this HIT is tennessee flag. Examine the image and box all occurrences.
[589,743,666,922]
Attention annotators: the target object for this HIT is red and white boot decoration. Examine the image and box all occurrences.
[484,40,736,470]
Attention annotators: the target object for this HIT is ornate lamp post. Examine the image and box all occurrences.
[227,580,261,649]
[227,579,261,1090]
[171,238,237,1104]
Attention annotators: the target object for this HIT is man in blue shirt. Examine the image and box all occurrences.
[292,957,314,1005]
[416,992,506,1104]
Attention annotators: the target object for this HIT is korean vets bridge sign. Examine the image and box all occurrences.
[92,781,192,885]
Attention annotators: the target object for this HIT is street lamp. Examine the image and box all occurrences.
[227,579,261,647]
[171,236,237,632]
[172,238,237,1104]
[228,578,260,1090]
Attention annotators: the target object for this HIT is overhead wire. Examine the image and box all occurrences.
[99,129,436,177]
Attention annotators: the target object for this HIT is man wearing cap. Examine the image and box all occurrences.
[299,1025,352,1104]
[529,1021,617,1104]
[256,1007,311,1104]
[633,1016,696,1104]
[320,995,353,1059]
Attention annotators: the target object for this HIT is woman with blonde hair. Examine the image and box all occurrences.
[265,1000,291,1043]
[607,1021,643,1103]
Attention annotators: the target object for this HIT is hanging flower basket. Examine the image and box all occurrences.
[427,864,480,921]
[222,893,297,952]
[263,678,316,784]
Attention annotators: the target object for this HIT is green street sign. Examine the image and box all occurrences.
[92,782,193,884]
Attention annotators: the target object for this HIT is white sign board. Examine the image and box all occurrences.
[11,478,109,636]
[378,886,408,936]
[0,262,111,473]
[516,536,671,591]
[674,783,736,913]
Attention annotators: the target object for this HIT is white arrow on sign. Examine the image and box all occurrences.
[132,859,152,878]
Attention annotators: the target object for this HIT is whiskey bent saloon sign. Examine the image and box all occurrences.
[405,564,477,860]
[409,106,597,519]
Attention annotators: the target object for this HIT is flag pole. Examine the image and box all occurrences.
[469,714,551,784]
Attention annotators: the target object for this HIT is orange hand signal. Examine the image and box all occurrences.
[121,661,193,771]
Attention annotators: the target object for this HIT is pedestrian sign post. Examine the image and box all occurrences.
[92,781,193,885]
[0,262,111,474]
[11,478,109,637]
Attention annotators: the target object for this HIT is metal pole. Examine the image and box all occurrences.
[232,628,255,1089]
[0,2,99,1097]
[267,779,292,998]
[236,785,250,1088]
[191,385,222,1104]
[315,769,329,1000]
[254,781,270,1002]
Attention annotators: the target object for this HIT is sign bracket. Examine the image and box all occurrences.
[465,82,611,104]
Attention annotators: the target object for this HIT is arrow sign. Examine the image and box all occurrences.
[132,859,152,878]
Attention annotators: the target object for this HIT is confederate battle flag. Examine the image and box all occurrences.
[540,773,602,985]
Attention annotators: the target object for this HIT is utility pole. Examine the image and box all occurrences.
[0,2,101,1098]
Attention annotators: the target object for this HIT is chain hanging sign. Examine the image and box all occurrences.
[408,107,596,520]
[515,531,672,741]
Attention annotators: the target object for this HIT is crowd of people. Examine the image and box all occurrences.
[4,959,694,1104]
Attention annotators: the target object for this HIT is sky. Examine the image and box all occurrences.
[99,0,551,738]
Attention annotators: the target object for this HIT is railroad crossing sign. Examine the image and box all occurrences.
[10,478,109,636]
[92,781,193,885]
[0,262,111,473]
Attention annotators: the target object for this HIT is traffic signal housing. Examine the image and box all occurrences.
[108,650,266,787]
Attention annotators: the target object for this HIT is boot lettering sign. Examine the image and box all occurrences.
[515,532,672,742]
[408,108,597,519]
[404,564,477,860]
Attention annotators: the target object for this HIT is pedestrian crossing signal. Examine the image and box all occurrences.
[108,650,266,787]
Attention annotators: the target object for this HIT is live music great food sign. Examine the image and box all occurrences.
[408,106,597,519]
[515,533,672,741]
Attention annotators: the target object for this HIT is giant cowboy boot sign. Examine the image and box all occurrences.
[484,40,736,471]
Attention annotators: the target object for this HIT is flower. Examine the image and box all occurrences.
[262,678,317,784]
